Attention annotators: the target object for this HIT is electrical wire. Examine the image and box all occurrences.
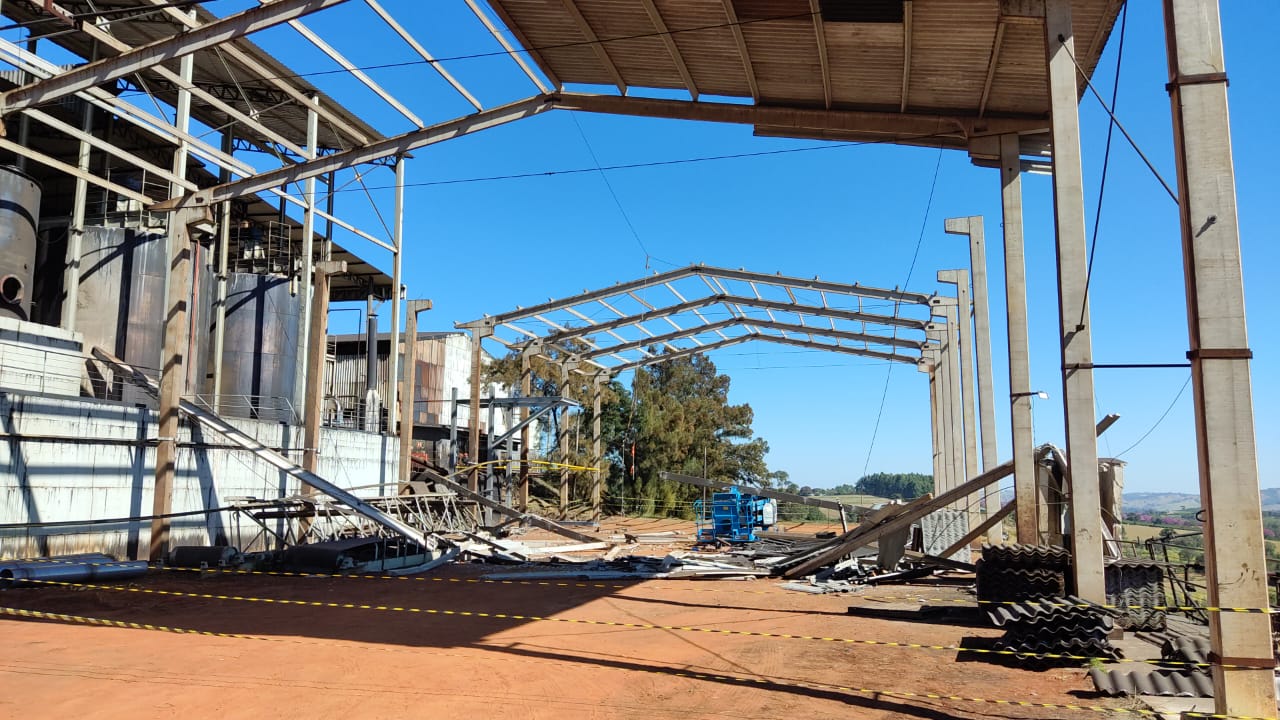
[859,146,944,478]
[1114,375,1192,459]
[1078,0,1127,329]
[568,111,668,269]
[285,134,953,195]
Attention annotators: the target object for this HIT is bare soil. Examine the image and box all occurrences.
[0,519,1124,720]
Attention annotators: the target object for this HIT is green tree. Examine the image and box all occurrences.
[628,352,775,516]
[486,348,783,518]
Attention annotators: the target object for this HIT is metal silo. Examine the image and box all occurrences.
[76,227,213,405]
[215,272,301,422]
[0,165,41,321]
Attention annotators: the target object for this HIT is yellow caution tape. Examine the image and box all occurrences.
[11,557,1275,612]
[0,604,1272,720]
[851,594,1274,614]
[12,577,1249,669]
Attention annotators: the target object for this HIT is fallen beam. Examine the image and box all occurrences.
[92,348,437,549]
[782,458,1016,578]
[938,500,1016,559]
[433,476,608,546]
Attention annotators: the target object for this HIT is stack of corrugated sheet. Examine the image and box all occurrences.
[1088,636,1214,698]
[987,596,1121,662]
[976,544,1071,602]
[1105,559,1167,631]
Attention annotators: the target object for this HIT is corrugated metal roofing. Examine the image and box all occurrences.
[487,0,1122,125]
[1089,668,1215,698]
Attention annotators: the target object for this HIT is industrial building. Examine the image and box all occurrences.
[0,1,1273,718]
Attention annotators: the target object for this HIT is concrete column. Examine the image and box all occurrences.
[926,329,952,494]
[61,41,97,331]
[1164,0,1278,712]
[1044,0,1104,602]
[557,362,576,513]
[591,375,606,521]
[1000,134,1039,544]
[302,261,345,475]
[210,131,233,413]
[518,351,533,512]
[386,158,406,430]
[939,271,980,530]
[397,299,431,487]
[467,327,489,492]
[947,217,1002,541]
[150,51,197,561]
[919,358,941,492]
[150,207,207,561]
[943,306,967,514]
[297,97,319,418]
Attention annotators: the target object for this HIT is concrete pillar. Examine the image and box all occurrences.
[467,327,488,492]
[386,157,406,430]
[1044,0,1105,603]
[518,351,533,511]
[919,357,942,493]
[397,300,431,487]
[926,329,952,495]
[939,271,981,530]
[210,131,233,413]
[150,208,207,561]
[591,375,606,521]
[61,42,96,332]
[946,217,1003,542]
[302,261,345,475]
[1163,0,1278,712]
[557,362,576,513]
[297,97,320,417]
[999,134,1039,544]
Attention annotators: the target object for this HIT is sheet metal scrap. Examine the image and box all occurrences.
[1162,636,1212,670]
[1105,558,1167,631]
[984,595,1121,663]
[1088,668,1215,698]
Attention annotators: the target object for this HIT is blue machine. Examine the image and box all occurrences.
[694,486,779,543]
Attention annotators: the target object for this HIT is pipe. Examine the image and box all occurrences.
[0,560,149,588]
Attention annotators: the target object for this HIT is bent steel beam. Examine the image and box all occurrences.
[152,96,554,210]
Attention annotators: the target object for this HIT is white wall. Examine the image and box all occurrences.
[0,391,398,559]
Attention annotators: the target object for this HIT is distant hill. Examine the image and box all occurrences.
[1123,488,1280,513]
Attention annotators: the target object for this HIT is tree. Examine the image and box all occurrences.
[628,352,776,516]
[486,348,784,518]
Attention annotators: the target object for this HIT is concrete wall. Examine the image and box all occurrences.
[0,391,398,559]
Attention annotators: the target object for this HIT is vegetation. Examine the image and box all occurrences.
[812,473,933,500]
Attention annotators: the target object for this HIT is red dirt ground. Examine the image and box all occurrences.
[0,521,1128,720]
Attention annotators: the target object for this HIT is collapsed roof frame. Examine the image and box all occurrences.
[456,263,937,377]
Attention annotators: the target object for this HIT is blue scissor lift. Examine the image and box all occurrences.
[694,486,779,544]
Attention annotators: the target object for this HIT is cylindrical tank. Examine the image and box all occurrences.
[76,226,213,405]
[0,165,41,321]
[216,272,301,422]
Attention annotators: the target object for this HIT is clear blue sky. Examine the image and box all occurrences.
[27,2,1278,494]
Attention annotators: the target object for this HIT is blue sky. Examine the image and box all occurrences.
[15,2,1277,494]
